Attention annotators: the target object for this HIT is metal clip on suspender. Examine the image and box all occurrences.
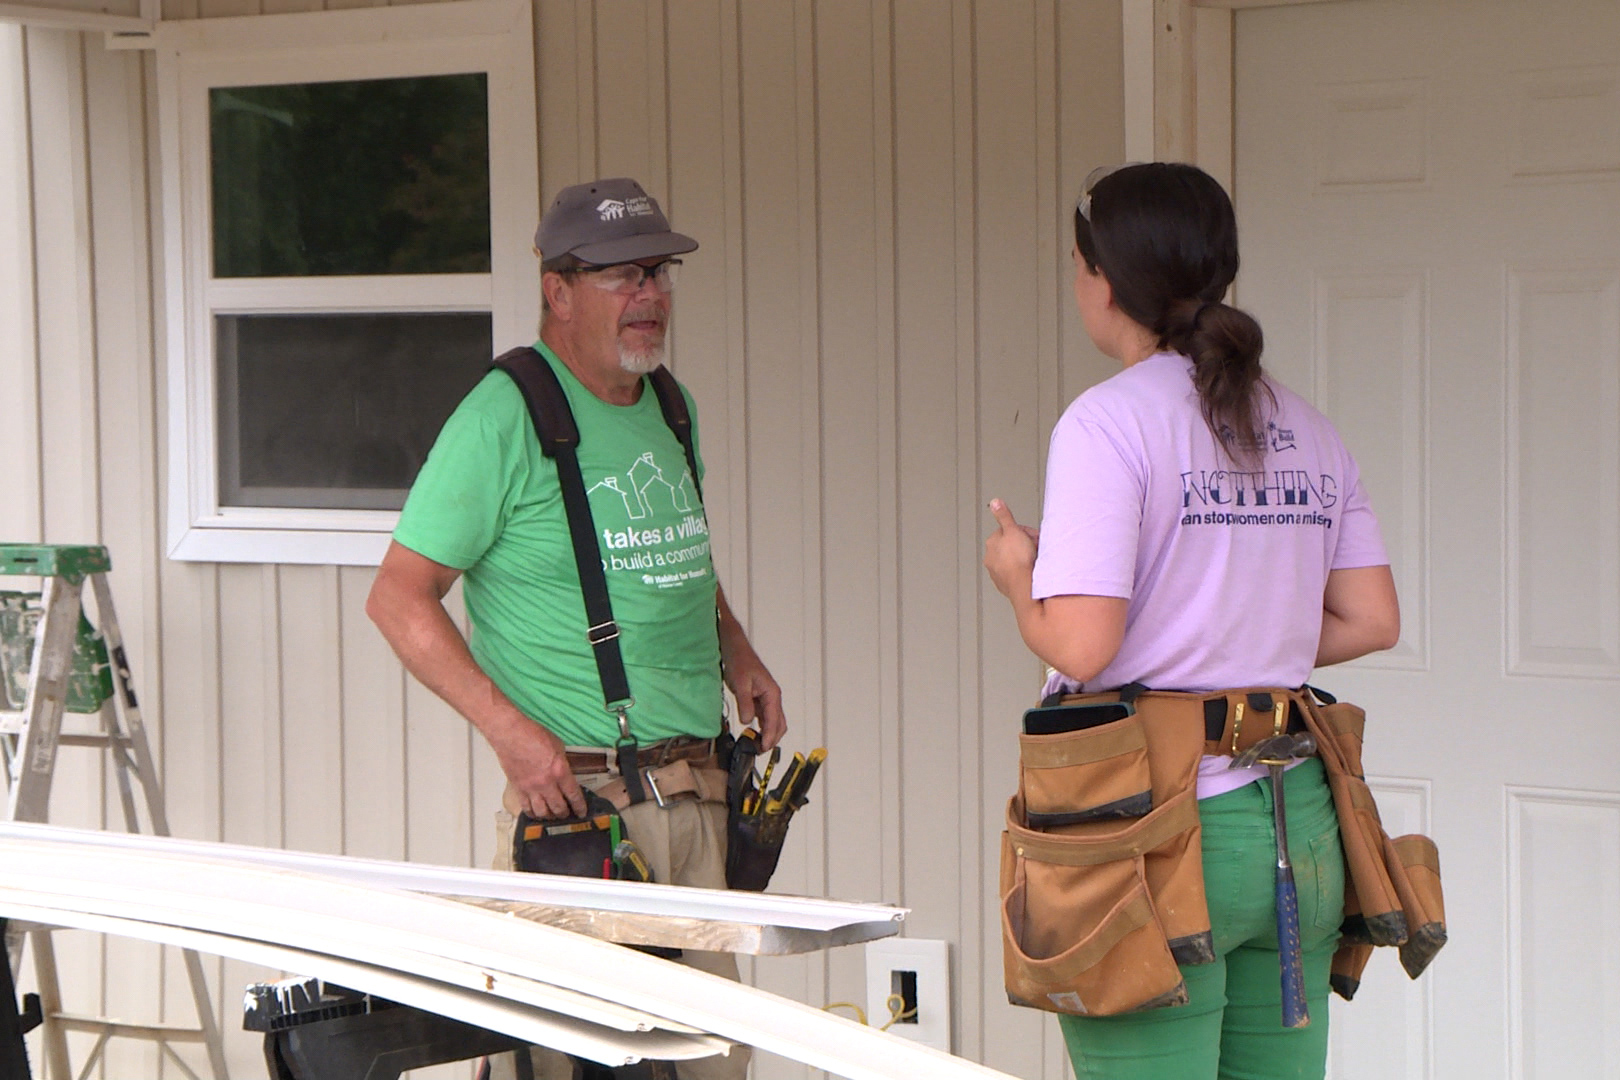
[494,347,706,807]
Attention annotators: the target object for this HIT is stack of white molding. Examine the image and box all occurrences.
[0,823,1024,1080]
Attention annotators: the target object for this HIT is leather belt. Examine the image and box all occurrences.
[564,736,714,774]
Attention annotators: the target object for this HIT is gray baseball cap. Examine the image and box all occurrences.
[535,177,698,265]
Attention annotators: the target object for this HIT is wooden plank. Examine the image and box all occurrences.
[0,26,42,546]
[1153,0,1197,161]
[2,823,907,946]
[1193,4,1233,193]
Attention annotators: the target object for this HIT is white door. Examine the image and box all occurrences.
[1233,1,1620,1077]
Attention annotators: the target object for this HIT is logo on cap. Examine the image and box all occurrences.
[596,196,655,222]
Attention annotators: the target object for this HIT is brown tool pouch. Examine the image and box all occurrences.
[1000,691,1213,1016]
[1294,690,1448,997]
[1388,833,1446,978]
[1329,941,1374,1000]
[1019,718,1153,828]
[1001,793,1192,1016]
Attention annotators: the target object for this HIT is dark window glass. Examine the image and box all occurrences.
[210,74,491,278]
[217,312,492,510]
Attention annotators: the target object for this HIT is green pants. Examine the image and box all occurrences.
[1060,758,1345,1080]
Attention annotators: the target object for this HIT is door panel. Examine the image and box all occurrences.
[1234,2,1620,1077]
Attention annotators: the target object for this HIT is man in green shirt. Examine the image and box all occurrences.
[368,177,784,1080]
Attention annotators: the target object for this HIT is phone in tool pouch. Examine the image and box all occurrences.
[1022,700,1135,736]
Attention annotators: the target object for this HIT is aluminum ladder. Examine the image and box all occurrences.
[1,544,228,1080]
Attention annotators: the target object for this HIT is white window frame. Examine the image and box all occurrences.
[155,0,539,566]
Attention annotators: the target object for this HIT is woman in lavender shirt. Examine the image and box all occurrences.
[984,163,1400,1080]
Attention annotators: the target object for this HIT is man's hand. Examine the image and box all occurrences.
[488,711,588,820]
[983,498,1040,600]
[724,648,787,751]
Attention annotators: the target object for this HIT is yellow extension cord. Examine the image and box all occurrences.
[821,993,918,1032]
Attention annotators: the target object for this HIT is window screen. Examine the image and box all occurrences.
[216,312,492,510]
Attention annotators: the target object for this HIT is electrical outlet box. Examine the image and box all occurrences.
[864,937,950,1052]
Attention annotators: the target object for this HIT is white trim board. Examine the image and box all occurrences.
[0,823,905,953]
[0,900,724,1066]
[0,833,1024,1080]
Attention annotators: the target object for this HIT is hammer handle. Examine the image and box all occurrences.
[1267,760,1310,1029]
[1275,865,1309,1028]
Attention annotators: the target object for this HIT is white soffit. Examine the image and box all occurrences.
[0,823,904,953]
[0,830,1025,1080]
[0,0,148,33]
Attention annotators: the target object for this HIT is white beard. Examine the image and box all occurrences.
[618,341,665,374]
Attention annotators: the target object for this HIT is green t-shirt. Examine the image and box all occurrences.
[394,343,721,748]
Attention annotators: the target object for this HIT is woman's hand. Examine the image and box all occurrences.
[984,500,1128,684]
[983,498,1040,599]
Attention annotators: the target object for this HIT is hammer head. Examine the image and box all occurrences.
[1228,732,1317,771]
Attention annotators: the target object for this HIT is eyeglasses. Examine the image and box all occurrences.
[566,259,683,294]
[1075,163,1143,222]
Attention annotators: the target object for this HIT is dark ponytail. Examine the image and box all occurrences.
[1075,163,1273,467]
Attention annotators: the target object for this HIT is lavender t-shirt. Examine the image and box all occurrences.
[1032,353,1388,795]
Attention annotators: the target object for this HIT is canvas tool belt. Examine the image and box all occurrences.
[1000,684,1447,1017]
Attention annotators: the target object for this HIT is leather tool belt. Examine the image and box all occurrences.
[1000,685,1446,1017]
[500,738,729,817]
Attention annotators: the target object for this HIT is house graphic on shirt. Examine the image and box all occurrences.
[587,475,640,519]
[628,452,694,516]
[588,453,697,523]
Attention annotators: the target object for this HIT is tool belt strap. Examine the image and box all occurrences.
[592,758,730,812]
[564,736,715,773]
[1054,685,1313,758]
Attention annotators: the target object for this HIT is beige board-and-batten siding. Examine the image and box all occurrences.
[0,3,1122,1077]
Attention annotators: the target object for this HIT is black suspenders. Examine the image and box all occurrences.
[492,346,702,804]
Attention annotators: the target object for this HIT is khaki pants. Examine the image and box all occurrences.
[488,776,750,1080]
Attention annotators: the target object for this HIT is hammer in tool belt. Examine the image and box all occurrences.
[1230,731,1318,1029]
